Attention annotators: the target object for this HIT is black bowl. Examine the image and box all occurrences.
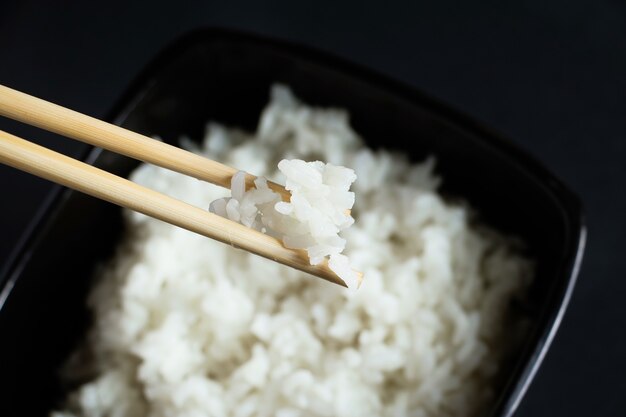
[0,28,585,416]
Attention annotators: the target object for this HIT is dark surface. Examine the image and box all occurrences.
[0,1,623,416]
[0,29,584,417]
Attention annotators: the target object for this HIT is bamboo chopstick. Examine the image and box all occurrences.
[0,129,355,287]
[0,84,291,201]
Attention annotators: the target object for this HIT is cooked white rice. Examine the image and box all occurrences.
[52,85,532,417]
[209,160,359,289]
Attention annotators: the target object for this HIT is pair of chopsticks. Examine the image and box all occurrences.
[0,84,360,287]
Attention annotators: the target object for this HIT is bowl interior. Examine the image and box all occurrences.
[0,30,582,416]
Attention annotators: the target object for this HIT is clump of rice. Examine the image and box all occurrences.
[52,85,532,417]
[209,160,359,288]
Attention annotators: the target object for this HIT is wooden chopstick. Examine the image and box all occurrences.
[0,84,291,201]
[0,129,353,287]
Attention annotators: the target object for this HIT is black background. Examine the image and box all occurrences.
[1,1,624,416]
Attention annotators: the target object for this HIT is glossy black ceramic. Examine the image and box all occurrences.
[0,29,585,416]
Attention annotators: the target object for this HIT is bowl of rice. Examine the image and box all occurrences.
[0,29,585,417]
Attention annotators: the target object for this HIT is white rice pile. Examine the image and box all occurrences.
[52,85,532,417]
[209,160,359,289]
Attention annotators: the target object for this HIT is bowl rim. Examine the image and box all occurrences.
[0,27,586,417]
